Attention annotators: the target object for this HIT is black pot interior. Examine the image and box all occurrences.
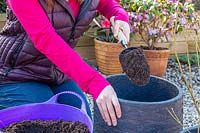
[106,74,179,102]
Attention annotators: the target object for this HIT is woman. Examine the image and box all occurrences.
[0,0,130,126]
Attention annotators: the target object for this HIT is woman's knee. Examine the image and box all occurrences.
[0,82,54,110]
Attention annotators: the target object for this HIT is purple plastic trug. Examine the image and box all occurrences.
[0,91,93,133]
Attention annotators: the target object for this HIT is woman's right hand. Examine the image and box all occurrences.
[96,85,121,126]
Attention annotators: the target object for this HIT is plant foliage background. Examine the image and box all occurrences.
[0,0,6,13]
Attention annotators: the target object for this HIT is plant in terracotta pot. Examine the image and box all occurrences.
[120,0,197,77]
[90,15,126,75]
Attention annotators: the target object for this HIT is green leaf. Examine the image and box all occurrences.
[176,25,183,33]
[153,8,159,15]
[94,30,98,36]
[188,8,194,14]
[143,4,147,10]
[169,6,173,13]
[149,13,153,21]
[84,58,97,69]
[131,3,137,11]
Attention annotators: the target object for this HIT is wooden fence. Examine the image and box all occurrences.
[131,30,200,54]
[1,14,200,66]
[0,14,6,30]
[0,14,97,65]
[75,36,96,65]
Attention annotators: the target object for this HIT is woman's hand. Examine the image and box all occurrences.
[111,17,130,42]
[96,85,121,126]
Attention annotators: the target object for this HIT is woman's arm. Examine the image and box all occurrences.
[97,0,130,42]
[97,0,129,23]
[7,0,109,100]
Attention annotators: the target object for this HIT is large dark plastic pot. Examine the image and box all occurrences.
[181,126,198,133]
[94,74,183,133]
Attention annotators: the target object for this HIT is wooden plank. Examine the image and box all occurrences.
[74,46,95,60]
[131,29,200,54]
[0,14,6,30]
[130,40,200,54]
[76,36,94,47]
[75,36,96,66]
[0,14,6,21]
[0,22,5,30]
[84,59,97,66]
[168,30,200,42]
[133,29,200,42]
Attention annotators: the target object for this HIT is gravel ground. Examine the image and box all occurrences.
[85,93,94,120]
[165,59,200,129]
[85,59,200,129]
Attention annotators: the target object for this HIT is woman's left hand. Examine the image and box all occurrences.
[112,18,130,42]
[96,85,121,126]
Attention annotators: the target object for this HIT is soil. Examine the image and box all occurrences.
[140,46,168,50]
[119,47,150,86]
[2,120,89,133]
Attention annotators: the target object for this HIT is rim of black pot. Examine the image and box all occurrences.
[106,74,183,105]
[181,125,198,133]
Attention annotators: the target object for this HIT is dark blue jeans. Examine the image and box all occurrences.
[0,80,92,118]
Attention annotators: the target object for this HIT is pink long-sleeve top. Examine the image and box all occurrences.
[7,0,129,100]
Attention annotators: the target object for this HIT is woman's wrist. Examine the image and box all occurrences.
[90,79,110,100]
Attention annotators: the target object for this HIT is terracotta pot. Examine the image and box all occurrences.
[94,39,124,75]
[143,49,170,77]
